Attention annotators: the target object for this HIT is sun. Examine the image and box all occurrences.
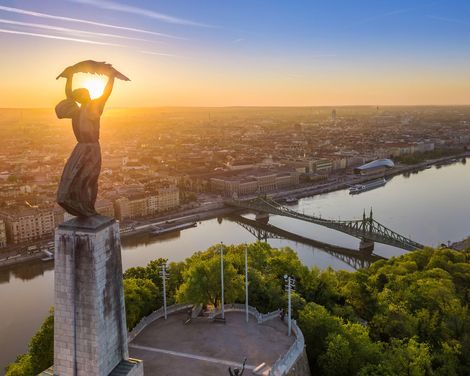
[74,73,106,99]
[82,77,106,99]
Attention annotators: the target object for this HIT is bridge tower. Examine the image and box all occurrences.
[360,209,374,254]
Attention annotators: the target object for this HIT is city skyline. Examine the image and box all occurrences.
[1,0,470,107]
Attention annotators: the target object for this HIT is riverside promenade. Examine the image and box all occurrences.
[129,311,295,375]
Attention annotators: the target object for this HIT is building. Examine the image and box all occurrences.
[387,143,416,157]
[147,195,159,215]
[227,160,256,171]
[114,195,148,221]
[96,199,115,218]
[312,159,333,174]
[0,208,55,244]
[211,170,300,197]
[332,157,347,170]
[415,142,435,153]
[54,207,65,227]
[114,187,179,221]
[354,159,395,175]
[114,198,130,221]
[282,158,333,174]
[154,186,179,212]
[0,219,6,248]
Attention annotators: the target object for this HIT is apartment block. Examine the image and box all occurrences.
[211,170,300,197]
[0,219,6,248]
[96,199,115,218]
[0,208,55,244]
[155,186,180,212]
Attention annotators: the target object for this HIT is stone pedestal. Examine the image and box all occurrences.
[54,216,143,376]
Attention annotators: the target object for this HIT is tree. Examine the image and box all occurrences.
[298,303,342,373]
[380,338,432,376]
[5,355,33,376]
[308,316,382,376]
[245,267,284,313]
[319,334,352,376]
[29,309,54,374]
[5,309,54,376]
[176,248,244,307]
[123,278,159,330]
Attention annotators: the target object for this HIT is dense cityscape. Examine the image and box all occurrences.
[1,106,469,252]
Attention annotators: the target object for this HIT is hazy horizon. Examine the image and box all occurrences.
[3,104,470,110]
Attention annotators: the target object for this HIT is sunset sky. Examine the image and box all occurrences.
[0,0,469,107]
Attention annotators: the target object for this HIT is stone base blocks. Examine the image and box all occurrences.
[53,216,143,376]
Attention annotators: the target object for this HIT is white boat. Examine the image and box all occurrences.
[349,178,386,194]
[285,196,298,204]
[41,250,54,261]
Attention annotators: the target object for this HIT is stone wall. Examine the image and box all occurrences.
[285,350,311,376]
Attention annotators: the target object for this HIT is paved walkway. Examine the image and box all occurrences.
[129,311,294,375]
[130,344,257,370]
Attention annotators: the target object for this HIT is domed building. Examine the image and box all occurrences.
[354,158,395,175]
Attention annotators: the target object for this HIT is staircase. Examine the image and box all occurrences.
[109,358,143,376]
[253,362,271,375]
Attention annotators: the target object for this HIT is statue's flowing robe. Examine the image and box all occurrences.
[55,99,102,217]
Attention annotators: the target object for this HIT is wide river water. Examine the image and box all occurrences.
[1,160,469,371]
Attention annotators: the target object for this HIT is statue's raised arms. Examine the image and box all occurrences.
[55,60,129,217]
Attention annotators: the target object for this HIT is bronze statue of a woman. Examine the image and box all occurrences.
[55,60,129,217]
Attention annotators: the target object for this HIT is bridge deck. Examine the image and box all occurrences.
[232,215,384,270]
[226,198,424,251]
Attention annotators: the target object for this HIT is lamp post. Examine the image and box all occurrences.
[159,263,169,319]
[220,242,225,320]
[284,275,296,336]
[245,244,249,323]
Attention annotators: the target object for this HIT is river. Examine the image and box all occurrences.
[0,159,469,371]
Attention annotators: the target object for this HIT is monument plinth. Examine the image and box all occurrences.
[54,216,143,376]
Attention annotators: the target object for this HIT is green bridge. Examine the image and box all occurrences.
[226,197,425,251]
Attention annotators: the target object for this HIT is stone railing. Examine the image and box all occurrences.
[258,309,281,323]
[208,303,280,324]
[209,304,304,375]
[128,303,193,342]
[269,319,305,376]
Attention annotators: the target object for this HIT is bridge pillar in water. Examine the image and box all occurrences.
[53,216,144,376]
[359,238,374,254]
[255,212,270,224]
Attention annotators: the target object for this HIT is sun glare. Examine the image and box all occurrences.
[73,74,106,99]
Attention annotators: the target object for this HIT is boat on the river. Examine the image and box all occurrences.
[41,250,54,262]
[349,178,386,195]
[285,196,298,204]
[150,222,197,236]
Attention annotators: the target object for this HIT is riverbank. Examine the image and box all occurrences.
[267,152,470,201]
[0,241,54,268]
